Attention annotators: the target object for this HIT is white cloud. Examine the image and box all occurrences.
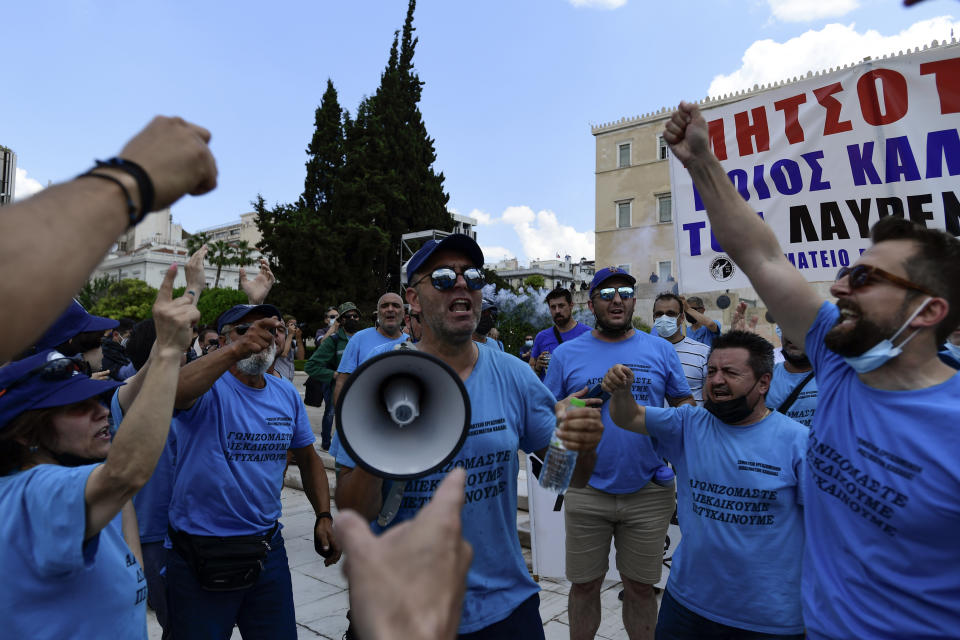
[480,245,514,262]
[708,16,960,98]
[14,168,44,201]
[767,0,859,23]
[468,208,494,225]
[500,205,595,262]
[569,0,626,9]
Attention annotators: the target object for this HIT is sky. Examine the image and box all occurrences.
[5,0,958,266]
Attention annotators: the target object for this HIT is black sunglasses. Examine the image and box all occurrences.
[205,339,220,348]
[0,356,85,399]
[327,314,339,320]
[835,265,936,297]
[411,266,485,291]
[233,323,278,336]
[593,286,635,301]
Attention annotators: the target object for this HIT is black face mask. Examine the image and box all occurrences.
[343,318,362,333]
[704,380,760,424]
[476,314,495,336]
[684,312,697,324]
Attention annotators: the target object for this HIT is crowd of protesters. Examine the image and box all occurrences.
[1,103,958,640]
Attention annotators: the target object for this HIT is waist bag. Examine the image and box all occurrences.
[169,523,278,591]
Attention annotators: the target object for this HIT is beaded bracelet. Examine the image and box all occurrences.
[78,157,156,228]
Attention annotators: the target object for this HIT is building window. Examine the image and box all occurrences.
[617,142,631,169]
[658,135,668,160]
[657,193,672,223]
[617,264,631,275]
[658,260,672,282]
[616,201,632,228]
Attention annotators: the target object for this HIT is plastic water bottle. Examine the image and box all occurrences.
[539,398,583,493]
[652,464,675,488]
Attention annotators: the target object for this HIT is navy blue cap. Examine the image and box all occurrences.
[0,350,123,429]
[481,297,498,312]
[34,300,119,351]
[589,267,637,298]
[405,235,485,286]
[216,304,283,334]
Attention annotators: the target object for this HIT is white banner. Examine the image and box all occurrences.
[669,44,960,293]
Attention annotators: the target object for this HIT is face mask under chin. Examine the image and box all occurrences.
[704,379,762,424]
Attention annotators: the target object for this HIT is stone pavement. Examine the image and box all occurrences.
[146,372,652,639]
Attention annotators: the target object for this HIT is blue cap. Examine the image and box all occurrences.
[588,267,636,298]
[481,297,498,312]
[34,300,119,351]
[216,304,283,334]
[405,235,484,286]
[0,350,123,429]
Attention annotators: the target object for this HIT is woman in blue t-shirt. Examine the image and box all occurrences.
[0,266,198,639]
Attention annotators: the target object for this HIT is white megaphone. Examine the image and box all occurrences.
[335,347,471,480]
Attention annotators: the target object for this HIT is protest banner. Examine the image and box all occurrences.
[669,42,960,293]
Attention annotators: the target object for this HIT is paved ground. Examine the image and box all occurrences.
[147,372,651,639]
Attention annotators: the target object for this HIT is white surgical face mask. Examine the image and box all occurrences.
[843,297,930,374]
[653,315,678,338]
[524,340,533,347]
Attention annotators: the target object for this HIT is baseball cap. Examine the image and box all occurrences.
[216,304,283,334]
[481,298,498,313]
[0,350,123,429]
[405,235,485,286]
[338,302,359,316]
[589,267,637,298]
[34,300,119,352]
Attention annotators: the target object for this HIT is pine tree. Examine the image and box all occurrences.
[302,79,345,216]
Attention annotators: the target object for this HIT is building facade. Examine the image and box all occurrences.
[0,146,16,205]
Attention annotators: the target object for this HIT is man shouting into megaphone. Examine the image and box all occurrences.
[333,234,603,639]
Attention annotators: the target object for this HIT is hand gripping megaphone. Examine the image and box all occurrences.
[335,347,471,481]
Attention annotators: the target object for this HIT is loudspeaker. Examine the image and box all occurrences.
[335,349,471,480]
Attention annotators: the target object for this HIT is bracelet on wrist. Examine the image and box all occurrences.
[315,512,333,521]
[80,157,156,228]
[76,172,137,222]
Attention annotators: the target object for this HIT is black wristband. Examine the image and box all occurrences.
[77,172,136,221]
[93,157,156,226]
[315,512,332,521]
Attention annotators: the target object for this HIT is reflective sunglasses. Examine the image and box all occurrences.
[593,286,635,301]
[412,266,485,291]
[835,265,936,297]
[232,323,278,336]
[0,356,85,398]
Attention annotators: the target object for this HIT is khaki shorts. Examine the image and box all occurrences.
[564,483,675,584]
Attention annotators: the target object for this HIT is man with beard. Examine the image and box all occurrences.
[334,293,407,402]
[665,101,960,639]
[602,331,807,639]
[766,326,818,426]
[333,234,604,639]
[166,303,341,640]
[530,287,591,378]
[544,268,694,640]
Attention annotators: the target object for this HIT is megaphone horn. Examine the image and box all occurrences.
[335,349,471,480]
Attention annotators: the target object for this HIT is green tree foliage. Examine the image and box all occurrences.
[185,232,211,256]
[77,275,113,310]
[89,279,157,320]
[255,0,448,316]
[207,240,236,288]
[196,288,248,326]
[523,275,546,290]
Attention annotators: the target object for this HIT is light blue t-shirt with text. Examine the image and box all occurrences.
[337,327,407,375]
[646,406,806,635]
[766,363,818,427]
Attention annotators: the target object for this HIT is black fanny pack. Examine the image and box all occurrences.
[169,523,278,591]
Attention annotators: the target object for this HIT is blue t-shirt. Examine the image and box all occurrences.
[111,389,177,543]
[802,302,960,639]
[531,322,592,378]
[544,330,691,493]
[170,372,315,536]
[474,337,504,351]
[646,406,806,634]
[765,363,818,427]
[337,327,407,375]
[687,320,721,348]
[333,345,555,634]
[0,464,147,639]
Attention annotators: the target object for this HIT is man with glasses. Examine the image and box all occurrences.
[166,303,341,640]
[334,234,604,639]
[544,267,694,640]
[305,302,361,450]
[665,101,960,639]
